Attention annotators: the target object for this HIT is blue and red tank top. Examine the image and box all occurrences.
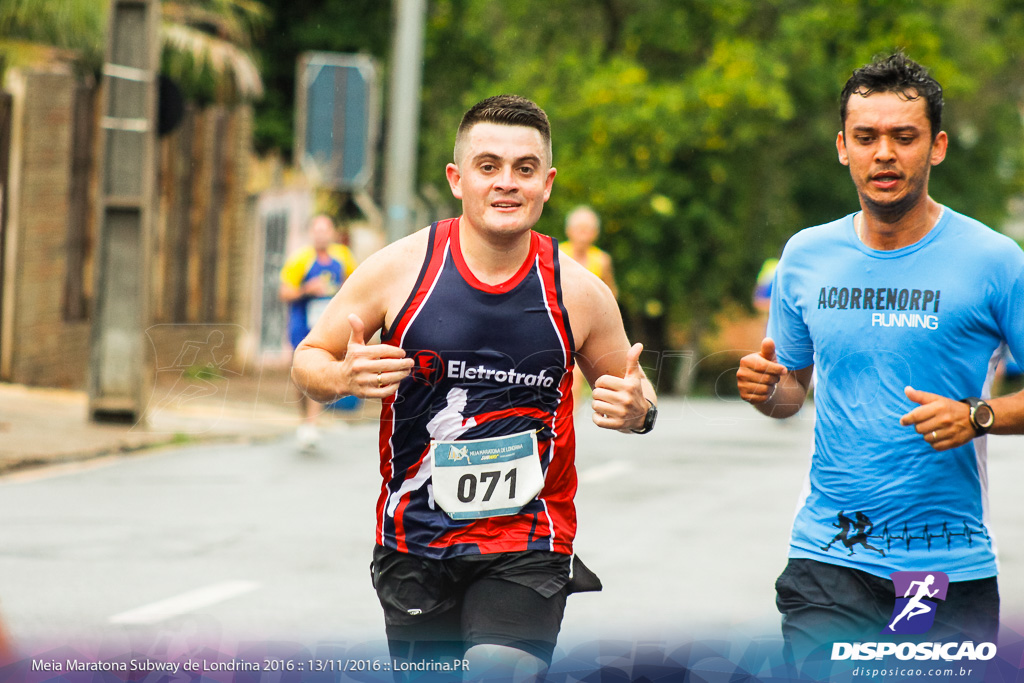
[377,217,577,558]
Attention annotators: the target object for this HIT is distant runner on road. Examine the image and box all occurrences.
[559,205,618,412]
[279,214,357,451]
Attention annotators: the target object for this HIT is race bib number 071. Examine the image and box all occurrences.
[431,430,544,520]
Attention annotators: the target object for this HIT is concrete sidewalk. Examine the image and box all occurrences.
[0,365,377,476]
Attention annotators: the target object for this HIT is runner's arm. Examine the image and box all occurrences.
[988,263,1024,435]
[970,262,1024,436]
[900,386,1024,451]
[291,244,415,403]
[989,390,1024,435]
[280,278,328,302]
[737,337,813,419]
[570,269,656,433]
[899,263,1024,446]
[753,366,813,419]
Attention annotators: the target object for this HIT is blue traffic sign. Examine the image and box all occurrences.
[296,53,379,190]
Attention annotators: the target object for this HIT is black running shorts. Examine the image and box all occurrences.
[775,558,999,664]
[370,544,572,663]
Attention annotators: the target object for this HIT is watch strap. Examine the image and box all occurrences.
[631,398,657,435]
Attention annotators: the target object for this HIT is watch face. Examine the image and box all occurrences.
[975,404,995,429]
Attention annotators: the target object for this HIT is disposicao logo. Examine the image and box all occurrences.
[831,570,997,662]
[883,571,949,635]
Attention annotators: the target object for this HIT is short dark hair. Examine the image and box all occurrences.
[454,94,552,164]
[840,52,943,139]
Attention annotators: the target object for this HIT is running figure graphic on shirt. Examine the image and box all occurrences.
[385,387,477,518]
[449,445,471,464]
[888,574,939,631]
[821,510,887,557]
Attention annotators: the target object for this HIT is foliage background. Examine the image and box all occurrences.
[251,0,1024,379]
[0,0,267,100]
[5,0,1024,388]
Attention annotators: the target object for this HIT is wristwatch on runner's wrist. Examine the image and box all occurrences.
[959,397,995,436]
[631,399,658,435]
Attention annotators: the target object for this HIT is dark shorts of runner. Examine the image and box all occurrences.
[370,544,580,664]
[775,558,1000,668]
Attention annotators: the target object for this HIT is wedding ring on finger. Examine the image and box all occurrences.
[377,372,383,388]
[931,430,938,441]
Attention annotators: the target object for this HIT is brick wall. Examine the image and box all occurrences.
[6,70,90,388]
[225,106,254,329]
[1,65,257,390]
[147,104,254,376]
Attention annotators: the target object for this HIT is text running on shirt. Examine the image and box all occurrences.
[818,286,941,330]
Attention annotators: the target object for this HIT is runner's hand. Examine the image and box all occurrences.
[302,277,329,297]
[899,386,974,451]
[737,338,788,404]
[342,314,413,398]
[591,343,649,432]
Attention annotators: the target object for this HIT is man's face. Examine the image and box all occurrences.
[566,212,599,246]
[310,216,335,250]
[837,90,947,219]
[446,122,556,239]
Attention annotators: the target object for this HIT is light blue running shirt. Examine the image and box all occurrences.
[768,207,1024,580]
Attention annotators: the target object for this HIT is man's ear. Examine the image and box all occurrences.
[836,131,850,166]
[930,131,948,167]
[542,167,557,202]
[446,163,463,199]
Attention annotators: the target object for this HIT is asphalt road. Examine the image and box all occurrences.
[2,397,1023,667]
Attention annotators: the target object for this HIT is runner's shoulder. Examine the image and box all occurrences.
[281,244,316,271]
[785,215,850,251]
[558,251,619,346]
[951,210,1024,258]
[349,227,431,280]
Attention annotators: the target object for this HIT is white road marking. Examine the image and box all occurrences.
[579,460,633,484]
[109,580,260,625]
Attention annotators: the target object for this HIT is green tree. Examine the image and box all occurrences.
[247,0,1024,391]
[161,0,269,102]
[0,0,267,101]
[414,0,1024,390]
[0,0,107,75]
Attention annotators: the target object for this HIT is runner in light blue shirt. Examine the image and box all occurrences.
[736,52,1024,666]
[769,206,1024,581]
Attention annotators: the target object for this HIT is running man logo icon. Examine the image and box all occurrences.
[448,445,470,464]
[883,571,949,635]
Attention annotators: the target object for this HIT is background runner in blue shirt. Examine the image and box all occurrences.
[279,214,357,450]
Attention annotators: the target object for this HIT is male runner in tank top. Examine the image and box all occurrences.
[292,95,657,681]
[736,53,1024,672]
